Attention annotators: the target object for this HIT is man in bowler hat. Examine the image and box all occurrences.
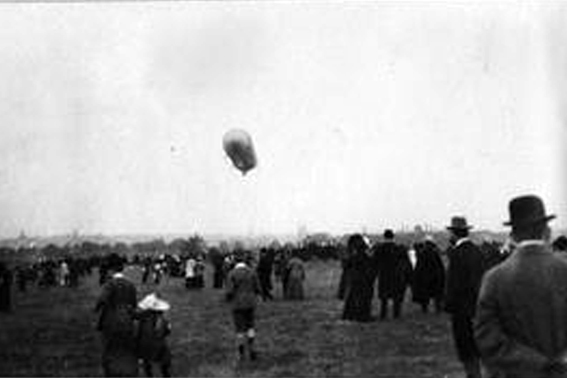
[475,195,567,377]
[445,216,485,378]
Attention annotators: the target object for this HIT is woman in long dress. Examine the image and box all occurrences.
[285,255,306,300]
[342,234,378,322]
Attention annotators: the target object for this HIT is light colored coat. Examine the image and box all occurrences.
[475,241,567,378]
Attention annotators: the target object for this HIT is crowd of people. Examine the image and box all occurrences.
[2,194,567,377]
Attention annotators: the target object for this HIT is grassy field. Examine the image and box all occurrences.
[0,260,466,377]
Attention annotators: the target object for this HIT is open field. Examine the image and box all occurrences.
[0,260,465,377]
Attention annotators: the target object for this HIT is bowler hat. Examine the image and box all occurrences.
[446,216,473,231]
[503,195,555,227]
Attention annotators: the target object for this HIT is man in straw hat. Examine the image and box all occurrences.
[445,216,485,378]
[475,195,567,377]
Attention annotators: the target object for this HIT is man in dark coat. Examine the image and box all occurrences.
[342,234,378,322]
[411,237,446,313]
[95,253,138,377]
[256,248,274,300]
[475,195,567,377]
[209,247,226,289]
[444,216,485,378]
[0,262,13,313]
[376,229,412,320]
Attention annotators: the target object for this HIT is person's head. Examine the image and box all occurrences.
[383,229,395,241]
[106,253,124,274]
[553,236,567,252]
[347,234,368,255]
[446,216,472,244]
[504,195,555,244]
[233,249,249,264]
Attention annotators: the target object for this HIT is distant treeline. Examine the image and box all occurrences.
[0,230,509,265]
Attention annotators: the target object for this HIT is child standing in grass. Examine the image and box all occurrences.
[136,292,172,377]
[225,250,262,361]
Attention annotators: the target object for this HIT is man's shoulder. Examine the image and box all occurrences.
[454,240,482,254]
[110,276,135,289]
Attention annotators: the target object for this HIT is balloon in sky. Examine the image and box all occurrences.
[222,129,257,175]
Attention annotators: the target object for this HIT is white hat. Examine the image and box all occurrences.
[138,293,171,312]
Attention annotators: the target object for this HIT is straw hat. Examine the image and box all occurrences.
[138,293,171,312]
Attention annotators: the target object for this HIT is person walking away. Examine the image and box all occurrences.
[257,248,274,300]
[225,251,262,362]
[0,262,13,313]
[444,216,485,378]
[274,249,290,299]
[184,257,196,289]
[142,258,152,284]
[337,244,353,300]
[15,265,27,293]
[475,195,567,377]
[342,234,379,322]
[285,253,306,300]
[376,229,412,320]
[153,261,164,285]
[412,236,446,314]
[209,248,226,289]
[95,253,138,377]
[60,260,70,287]
[194,256,205,289]
[136,293,172,377]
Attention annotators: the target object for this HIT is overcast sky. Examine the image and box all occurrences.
[0,2,564,238]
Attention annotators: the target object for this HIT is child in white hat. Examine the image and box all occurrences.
[136,292,172,377]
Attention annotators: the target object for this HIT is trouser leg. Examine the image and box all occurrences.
[160,361,171,377]
[380,299,388,319]
[247,330,257,360]
[393,299,402,318]
[451,315,482,378]
[142,360,153,377]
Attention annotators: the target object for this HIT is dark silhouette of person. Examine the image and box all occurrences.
[376,229,412,320]
[0,262,13,313]
[342,234,378,322]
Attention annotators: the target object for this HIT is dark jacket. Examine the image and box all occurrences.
[285,257,306,300]
[342,251,379,321]
[412,241,446,303]
[136,310,171,363]
[376,241,412,300]
[96,274,138,335]
[444,239,485,317]
[95,273,138,377]
[225,263,262,310]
